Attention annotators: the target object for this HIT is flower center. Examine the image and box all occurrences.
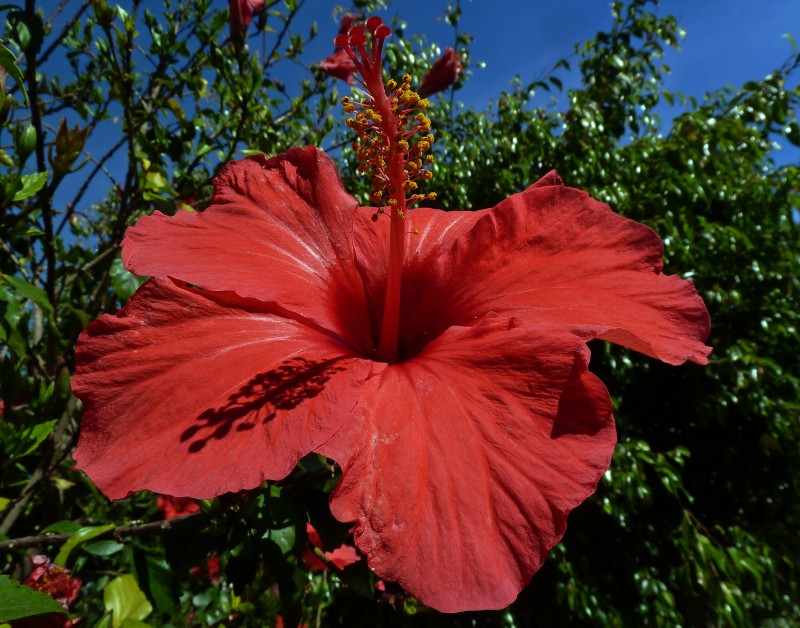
[337,17,437,363]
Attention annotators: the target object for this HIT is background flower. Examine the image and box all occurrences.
[418,47,462,98]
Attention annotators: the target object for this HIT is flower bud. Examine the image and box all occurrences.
[15,123,37,162]
[49,118,89,176]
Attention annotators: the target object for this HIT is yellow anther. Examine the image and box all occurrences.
[413,228,420,234]
[427,192,437,200]
[426,155,434,163]
[402,74,412,84]
[387,79,397,90]
[398,140,409,151]
[403,180,418,191]
[416,141,430,153]
[422,170,433,180]
[418,98,430,109]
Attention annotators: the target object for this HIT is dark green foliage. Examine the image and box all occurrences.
[1,0,798,625]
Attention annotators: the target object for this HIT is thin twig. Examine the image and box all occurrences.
[0,511,206,552]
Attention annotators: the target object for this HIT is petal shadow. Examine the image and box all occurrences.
[180,356,347,453]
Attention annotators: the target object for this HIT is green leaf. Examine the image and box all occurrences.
[0,43,27,106]
[55,524,116,566]
[40,520,82,535]
[12,419,57,460]
[12,171,47,201]
[263,523,296,554]
[83,539,126,557]
[109,256,146,302]
[104,574,153,628]
[0,574,66,622]
[1,274,53,315]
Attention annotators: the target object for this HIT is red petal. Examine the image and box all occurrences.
[122,147,371,354]
[319,316,615,612]
[72,278,371,500]
[406,173,711,365]
[326,544,361,570]
[303,523,361,571]
[320,48,358,83]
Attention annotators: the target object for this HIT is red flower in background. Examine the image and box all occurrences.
[228,0,264,40]
[190,554,221,583]
[320,15,361,83]
[336,13,361,36]
[72,17,710,613]
[418,47,462,98]
[320,48,358,84]
[156,494,200,519]
[302,523,361,571]
[14,555,82,627]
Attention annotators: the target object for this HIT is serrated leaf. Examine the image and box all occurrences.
[55,524,116,566]
[0,574,66,622]
[12,171,47,201]
[104,574,153,628]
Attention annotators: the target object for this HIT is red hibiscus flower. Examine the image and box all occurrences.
[14,555,82,627]
[418,47,462,98]
[190,554,221,583]
[156,494,201,519]
[72,18,710,613]
[320,48,358,84]
[302,522,361,571]
[228,0,264,40]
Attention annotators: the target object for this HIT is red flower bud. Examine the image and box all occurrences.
[228,0,264,40]
[418,47,462,98]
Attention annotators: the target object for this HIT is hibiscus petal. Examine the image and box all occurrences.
[319,316,615,612]
[406,173,711,365]
[122,146,371,353]
[72,278,371,500]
